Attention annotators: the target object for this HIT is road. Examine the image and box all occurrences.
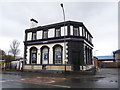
[1,68,120,89]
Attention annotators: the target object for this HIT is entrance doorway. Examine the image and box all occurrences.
[72,51,80,71]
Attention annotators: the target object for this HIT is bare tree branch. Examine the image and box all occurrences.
[10,40,20,60]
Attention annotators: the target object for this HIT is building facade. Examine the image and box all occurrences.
[113,49,120,67]
[23,21,94,72]
[113,49,120,62]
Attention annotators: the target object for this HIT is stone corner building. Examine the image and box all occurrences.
[23,20,94,72]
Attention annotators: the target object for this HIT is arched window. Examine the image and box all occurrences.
[53,45,63,64]
[30,47,37,64]
[41,46,49,64]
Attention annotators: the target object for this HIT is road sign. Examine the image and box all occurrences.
[64,58,68,62]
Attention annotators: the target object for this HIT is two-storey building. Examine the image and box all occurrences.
[23,20,94,72]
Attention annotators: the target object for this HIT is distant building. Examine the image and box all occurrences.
[0,49,5,60]
[23,21,94,72]
[93,57,99,69]
[113,49,120,62]
[0,60,5,69]
[95,55,120,68]
[113,49,120,67]
[11,59,23,70]
[96,55,115,68]
[96,55,115,62]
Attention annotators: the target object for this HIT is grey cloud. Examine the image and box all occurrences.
[0,2,118,55]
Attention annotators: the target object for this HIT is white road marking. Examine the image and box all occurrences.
[49,84,71,88]
[1,79,15,82]
[45,80,55,83]
[37,77,41,78]
[0,80,6,82]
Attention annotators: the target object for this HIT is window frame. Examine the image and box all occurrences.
[30,47,37,64]
[55,28,61,37]
[32,32,37,40]
[41,46,49,65]
[42,30,48,39]
[82,27,85,37]
[53,45,63,64]
[73,27,80,36]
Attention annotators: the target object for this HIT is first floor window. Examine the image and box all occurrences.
[73,27,79,36]
[32,32,37,40]
[30,47,37,64]
[43,30,48,39]
[82,28,85,37]
[55,28,61,37]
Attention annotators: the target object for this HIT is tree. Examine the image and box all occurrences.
[4,55,14,61]
[10,40,20,60]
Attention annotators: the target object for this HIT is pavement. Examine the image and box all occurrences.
[1,68,120,89]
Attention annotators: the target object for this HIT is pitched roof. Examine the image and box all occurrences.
[96,55,115,61]
[113,49,120,54]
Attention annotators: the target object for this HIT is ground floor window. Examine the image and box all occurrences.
[53,45,63,64]
[30,47,37,64]
[41,46,49,64]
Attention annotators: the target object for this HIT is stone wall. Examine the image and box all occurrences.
[23,65,72,71]
[23,64,94,71]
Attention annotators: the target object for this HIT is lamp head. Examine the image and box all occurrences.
[60,3,63,7]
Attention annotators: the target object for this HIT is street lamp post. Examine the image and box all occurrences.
[60,3,67,72]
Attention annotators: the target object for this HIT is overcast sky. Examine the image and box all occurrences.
[0,1,118,57]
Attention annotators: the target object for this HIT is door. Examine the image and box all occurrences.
[72,51,80,71]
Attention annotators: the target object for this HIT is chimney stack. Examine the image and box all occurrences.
[30,18,38,28]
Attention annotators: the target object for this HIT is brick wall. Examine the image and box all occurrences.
[99,62,120,68]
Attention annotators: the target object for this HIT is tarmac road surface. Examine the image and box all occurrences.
[1,68,120,89]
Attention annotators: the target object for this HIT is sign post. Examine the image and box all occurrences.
[64,59,68,72]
